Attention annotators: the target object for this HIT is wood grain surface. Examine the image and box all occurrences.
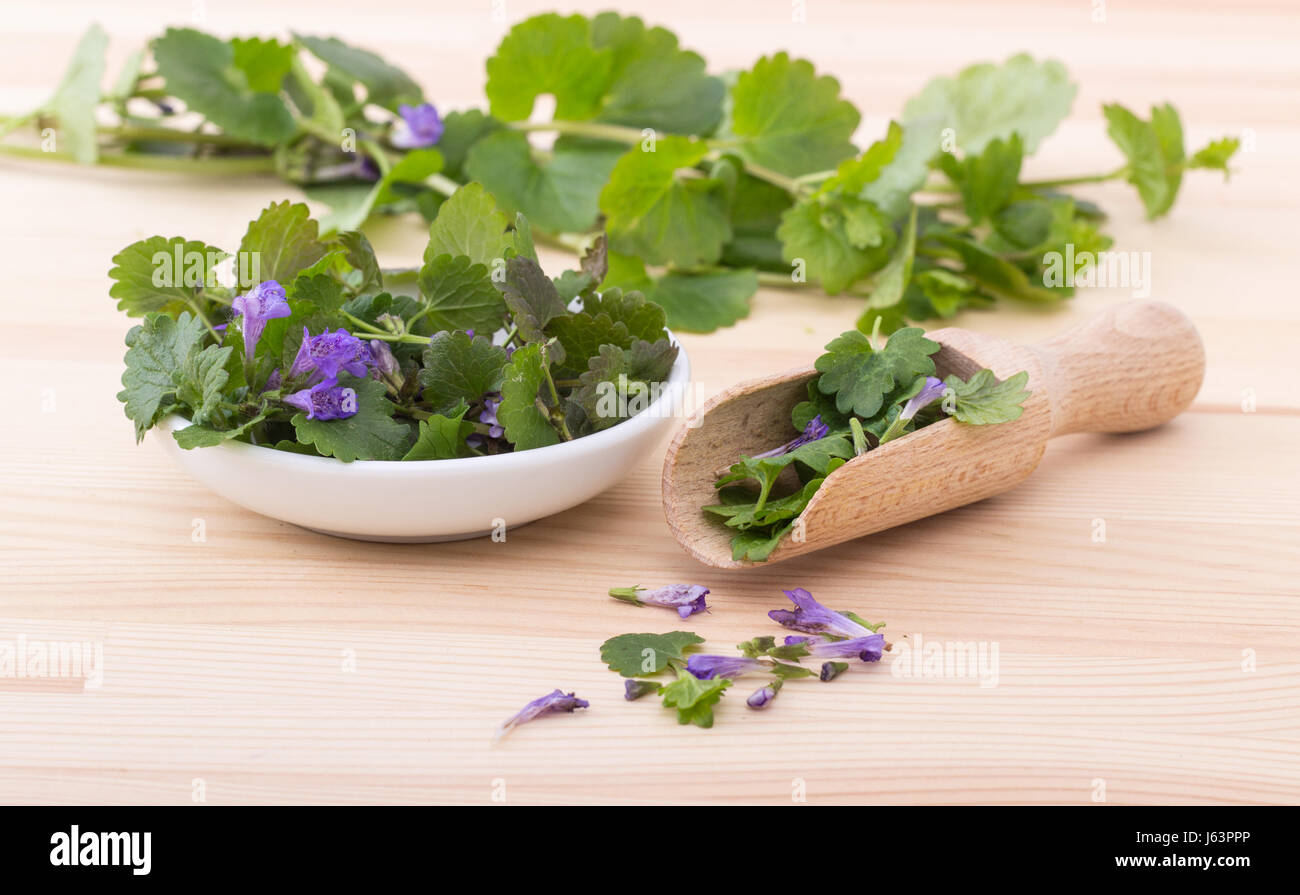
[1,0,1297,805]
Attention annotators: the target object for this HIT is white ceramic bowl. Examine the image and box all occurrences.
[155,341,690,542]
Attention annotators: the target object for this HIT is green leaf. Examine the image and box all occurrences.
[152,28,295,145]
[425,183,510,269]
[902,54,1076,154]
[814,327,940,418]
[865,204,918,309]
[588,12,724,134]
[464,130,622,233]
[716,435,853,510]
[117,312,206,441]
[911,268,977,317]
[437,109,504,180]
[287,273,346,313]
[601,253,755,333]
[485,13,613,121]
[1188,137,1241,178]
[942,369,1031,424]
[991,199,1058,250]
[239,201,328,284]
[416,253,505,335]
[174,344,233,425]
[571,339,678,431]
[723,52,860,177]
[498,342,560,450]
[945,133,1024,223]
[173,412,266,450]
[418,330,508,412]
[861,117,945,220]
[294,34,422,110]
[1104,102,1187,219]
[402,402,475,460]
[502,256,569,344]
[778,195,894,294]
[599,136,731,268]
[546,311,635,372]
[647,270,756,333]
[660,669,731,728]
[230,36,294,93]
[314,148,443,233]
[600,631,705,677]
[580,287,667,343]
[931,233,1061,303]
[43,24,107,164]
[730,521,797,563]
[109,236,228,317]
[289,376,411,461]
[705,477,824,531]
[815,121,903,196]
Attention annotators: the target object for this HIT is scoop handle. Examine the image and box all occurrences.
[1030,301,1205,438]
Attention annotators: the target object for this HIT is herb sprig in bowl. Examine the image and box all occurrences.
[115,184,679,462]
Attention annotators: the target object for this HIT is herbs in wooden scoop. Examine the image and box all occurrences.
[10,18,1240,334]
[113,189,678,460]
[706,320,1031,561]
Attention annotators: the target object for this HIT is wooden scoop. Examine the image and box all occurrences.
[662,301,1205,568]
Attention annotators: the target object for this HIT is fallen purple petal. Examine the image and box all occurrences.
[493,689,589,741]
[769,588,873,639]
[686,654,765,680]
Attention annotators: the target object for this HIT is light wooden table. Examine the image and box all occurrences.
[1,0,1297,805]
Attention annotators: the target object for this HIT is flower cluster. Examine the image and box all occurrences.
[231,280,375,422]
[603,587,888,727]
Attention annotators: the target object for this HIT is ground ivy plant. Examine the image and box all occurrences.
[113,189,678,460]
[706,320,1031,561]
[6,15,1240,333]
[601,588,888,727]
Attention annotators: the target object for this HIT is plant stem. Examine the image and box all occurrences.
[921,165,1130,194]
[507,119,648,144]
[99,125,258,149]
[0,143,277,174]
[508,118,808,197]
[185,298,221,341]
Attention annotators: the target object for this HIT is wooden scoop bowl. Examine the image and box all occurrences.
[662,301,1205,568]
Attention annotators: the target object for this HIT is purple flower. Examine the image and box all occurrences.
[769,588,874,640]
[804,634,885,663]
[624,680,661,701]
[752,415,830,459]
[289,327,371,382]
[282,377,359,421]
[493,689,588,741]
[783,634,823,647]
[747,684,778,709]
[391,102,443,149]
[820,661,849,681]
[313,154,381,183]
[479,394,504,438]
[230,280,290,361]
[609,584,710,618]
[686,655,765,681]
[368,339,400,380]
[901,376,946,421]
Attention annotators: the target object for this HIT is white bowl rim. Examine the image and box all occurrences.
[160,334,690,474]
